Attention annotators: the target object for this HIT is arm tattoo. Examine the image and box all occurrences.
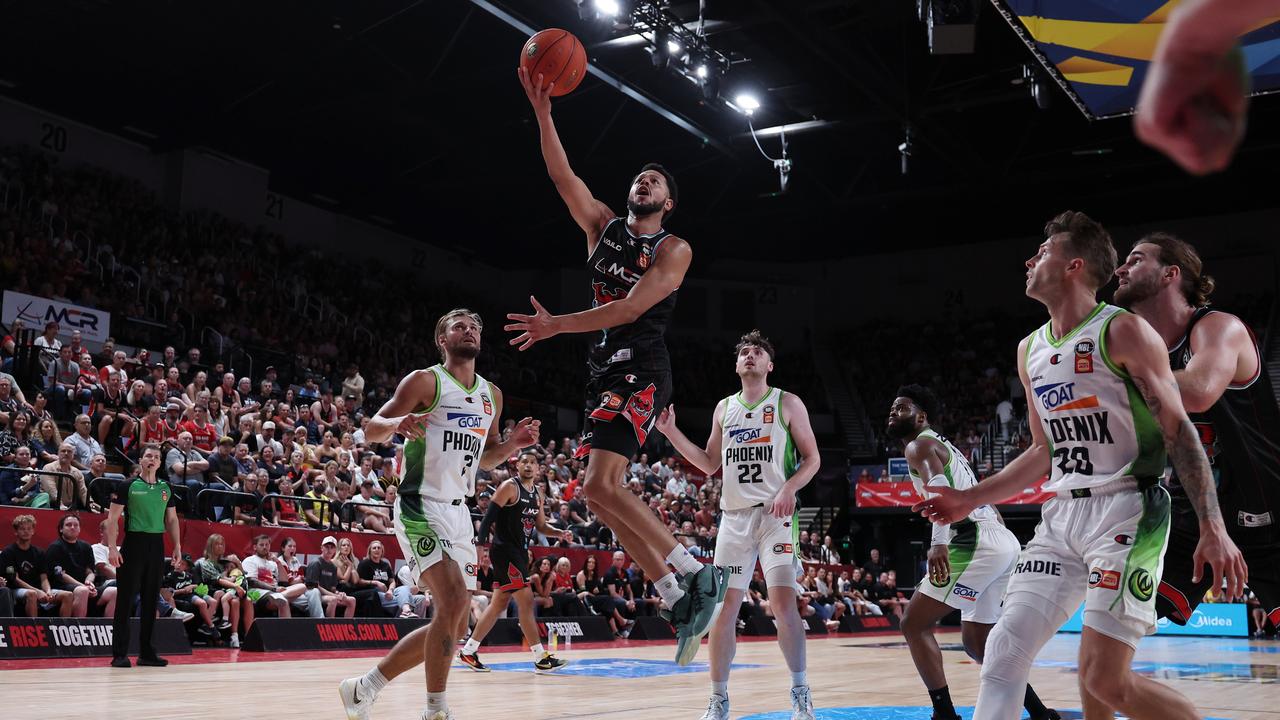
[1136,376,1221,522]
[1165,418,1221,521]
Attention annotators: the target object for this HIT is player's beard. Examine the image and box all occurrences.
[627,196,664,218]
[447,339,480,360]
[1113,273,1161,308]
[884,416,916,440]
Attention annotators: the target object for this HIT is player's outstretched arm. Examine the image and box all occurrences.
[1107,312,1247,597]
[1175,312,1254,412]
[505,238,691,351]
[1134,0,1278,174]
[518,67,613,248]
[365,370,436,444]
[654,401,724,476]
[914,337,1051,523]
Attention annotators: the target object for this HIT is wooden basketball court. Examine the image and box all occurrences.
[3,630,1278,719]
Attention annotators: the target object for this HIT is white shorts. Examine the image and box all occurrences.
[915,520,1019,624]
[714,505,800,591]
[394,497,477,591]
[1006,483,1170,644]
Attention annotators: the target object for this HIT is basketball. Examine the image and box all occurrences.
[520,28,587,97]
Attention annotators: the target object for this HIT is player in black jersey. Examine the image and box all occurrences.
[508,67,725,665]
[458,451,571,672]
[1115,233,1272,629]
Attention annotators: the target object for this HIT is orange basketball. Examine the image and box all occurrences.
[520,28,587,97]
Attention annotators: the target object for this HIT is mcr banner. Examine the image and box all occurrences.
[856,478,1055,508]
[0,618,191,659]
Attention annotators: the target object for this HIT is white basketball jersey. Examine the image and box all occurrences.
[909,428,999,528]
[720,387,797,511]
[401,365,495,501]
[1024,302,1165,492]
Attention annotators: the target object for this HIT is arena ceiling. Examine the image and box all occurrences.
[2,0,1278,269]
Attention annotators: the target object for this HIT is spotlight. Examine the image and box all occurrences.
[666,39,682,55]
[695,64,708,79]
[734,93,760,115]
[594,0,620,16]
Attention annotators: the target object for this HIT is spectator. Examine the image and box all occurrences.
[162,552,218,638]
[185,371,209,405]
[796,530,816,563]
[206,437,238,489]
[240,535,293,621]
[817,535,841,564]
[256,421,283,458]
[213,373,239,407]
[92,372,135,451]
[340,364,365,405]
[84,453,113,513]
[192,534,247,647]
[1,445,37,504]
[665,468,690,497]
[863,548,886,579]
[257,444,286,484]
[0,376,21,427]
[0,410,35,465]
[232,472,265,525]
[181,405,219,453]
[42,513,97,618]
[602,551,637,629]
[41,442,88,510]
[306,536,356,618]
[32,417,61,465]
[350,478,391,532]
[65,414,105,471]
[46,345,84,421]
[166,431,209,513]
[1,514,75,616]
[33,321,61,368]
[100,350,129,387]
[334,537,381,616]
[359,539,425,618]
[872,571,908,620]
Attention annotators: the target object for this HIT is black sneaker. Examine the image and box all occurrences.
[533,653,568,673]
[1028,711,1061,720]
[110,656,131,668]
[458,651,490,672]
[137,655,168,667]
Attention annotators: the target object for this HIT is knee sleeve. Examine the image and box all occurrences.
[973,595,1069,720]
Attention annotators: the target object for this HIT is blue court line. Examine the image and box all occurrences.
[464,657,763,678]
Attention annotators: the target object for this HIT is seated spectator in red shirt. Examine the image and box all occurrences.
[181,405,219,453]
[99,350,128,387]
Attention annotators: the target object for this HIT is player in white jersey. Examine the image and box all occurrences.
[915,212,1245,720]
[656,330,821,720]
[889,385,1058,720]
[339,308,540,720]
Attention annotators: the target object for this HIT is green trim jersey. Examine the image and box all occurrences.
[908,428,999,546]
[401,365,495,502]
[1024,302,1165,492]
[720,387,797,511]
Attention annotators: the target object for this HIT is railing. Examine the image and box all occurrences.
[201,326,225,359]
[116,264,142,302]
[193,486,260,524]
[9,468,82,510]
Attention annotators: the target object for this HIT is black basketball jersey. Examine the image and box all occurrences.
[586,217,677,375]
[493,480,539,548]
[1168,307,1280,539]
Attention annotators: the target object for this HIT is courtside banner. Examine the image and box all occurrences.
[482,616,615,646]
[839,614,900,633]
[0,618,190,658]
[243,617,427,652]
[2,290,111,343]
[856,479,1055,508]
[1058,602,1248,637]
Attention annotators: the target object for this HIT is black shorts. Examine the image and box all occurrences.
[1157,521,1280,627]
[489,542,530,592]
[576,366,672,460]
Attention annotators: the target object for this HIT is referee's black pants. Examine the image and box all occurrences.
[111,531,164,658]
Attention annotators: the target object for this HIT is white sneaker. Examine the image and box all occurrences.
[791,685,814,720]
[229,634,240,649]
[421,711,456,720]
[339,677,378,720]
[699,693,729,720]
[170,609,195,622]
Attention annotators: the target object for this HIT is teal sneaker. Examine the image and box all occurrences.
[671,565,727,665]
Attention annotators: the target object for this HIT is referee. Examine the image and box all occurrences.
[106,443,181,667]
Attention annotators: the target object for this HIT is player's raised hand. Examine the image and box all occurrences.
[1192,523,1248,600]
[655,405,677,435]
[395,412,430,440]
[517,67,554,116]
[910,485,975,525]
[1135,42,1248,175]
[510,417,541,447]
[505,296,559,351]
[927,544,951,586]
